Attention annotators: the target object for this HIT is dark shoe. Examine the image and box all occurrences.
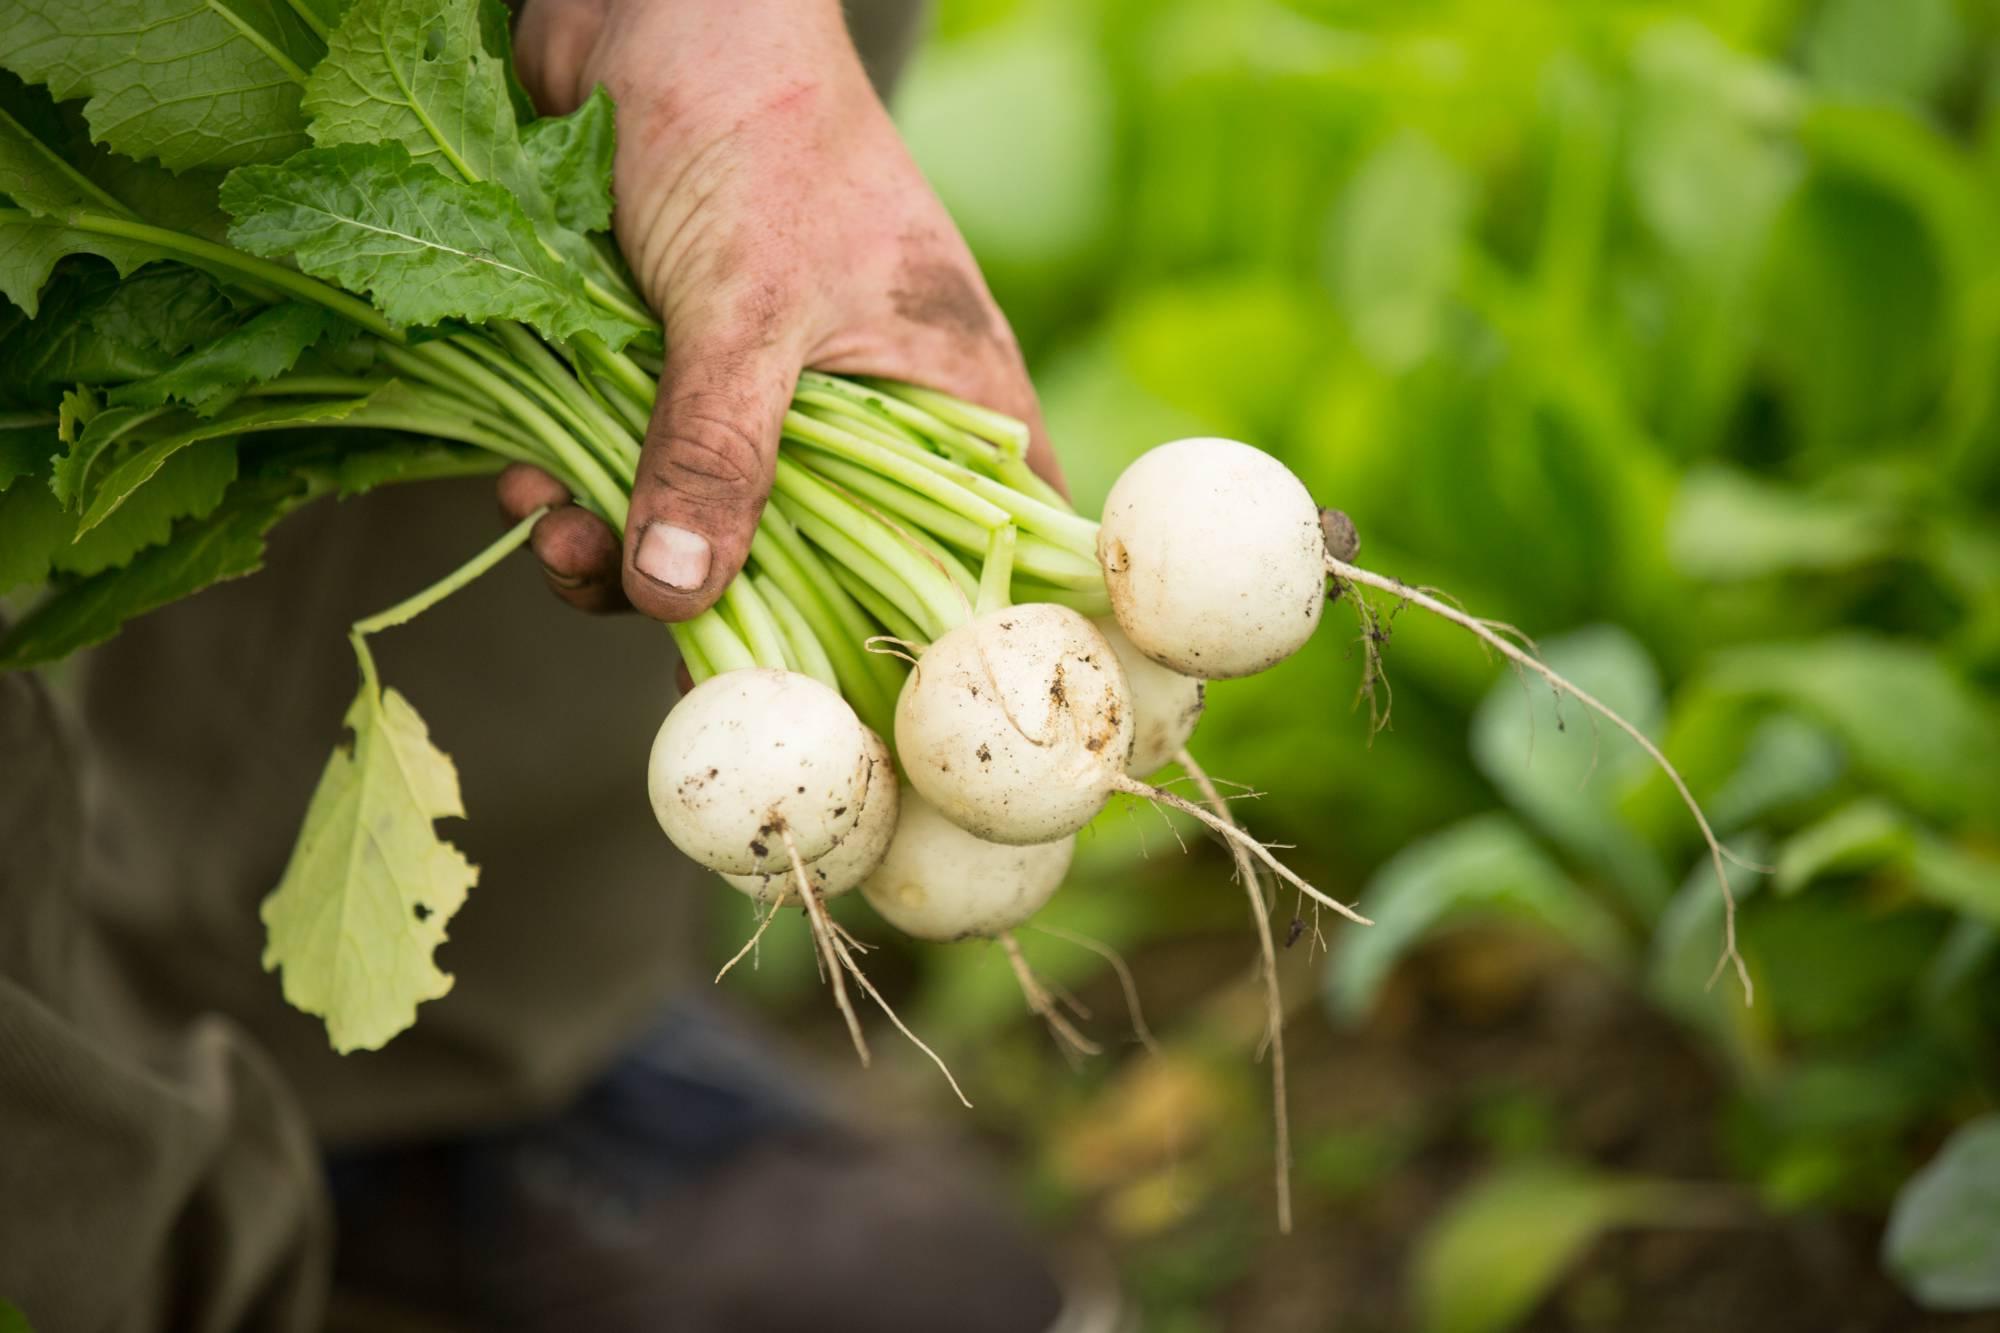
[330,998,1081,1333]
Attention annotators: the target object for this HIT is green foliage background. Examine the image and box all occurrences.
[857,0,2000,1324]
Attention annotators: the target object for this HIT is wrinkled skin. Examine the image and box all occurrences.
[501,0,1063,629]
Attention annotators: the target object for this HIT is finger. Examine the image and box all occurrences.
[624,316,801,623]
[513,0,606,115]
[497,462,572,522]
[532,506,628,613]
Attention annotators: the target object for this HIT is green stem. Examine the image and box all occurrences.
[861,377,1031,460]
[493,323,642,474]
[753,574,839,693]
[352,506,546,645]
[684,608,757,675]
[671,622,715,685]
[830,562,926,648]
[409,340,627,524]
[771,462,960,639]
[576,334,658,415]
[977,524,1016,617]
[753,506,904,721]
[796,372,1000,471]
[722,576,794,673]
[783,410,1009,529]
[49,211,400,339]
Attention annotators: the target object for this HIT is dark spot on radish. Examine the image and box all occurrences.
[976,743,992,764]
[750,840,769,857]
[832,806,847,818]
[413,902,432,922]
[1319,506,1361,562]
[797,785,805,794]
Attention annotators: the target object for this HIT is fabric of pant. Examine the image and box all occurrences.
[0,8,927,1324]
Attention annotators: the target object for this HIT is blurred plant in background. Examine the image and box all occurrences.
[741,0,2000,1327]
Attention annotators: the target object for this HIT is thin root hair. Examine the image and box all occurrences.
[1028,924,1162,1056]
[1180,748,1292,1235]
[1326,556,1756,1002]
[1002,932,1102,1062]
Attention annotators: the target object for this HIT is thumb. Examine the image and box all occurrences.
[623,326,799,622]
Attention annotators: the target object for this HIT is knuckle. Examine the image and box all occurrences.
[653,398,767,497]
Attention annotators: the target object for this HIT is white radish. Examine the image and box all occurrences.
[647,668,873,876]
[894,602,1133,845]
[862,786,1074,941]
[720,728,898,902]
[1095,616,1204,775]
[1098,437,1325,679]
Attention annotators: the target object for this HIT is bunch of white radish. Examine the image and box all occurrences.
[641,408,1750,1234]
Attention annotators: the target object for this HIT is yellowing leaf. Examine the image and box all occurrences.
[261,670,476,1053]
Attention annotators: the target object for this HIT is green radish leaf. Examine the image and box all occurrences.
[110,304,341,416]
[0,211,177,318]
[522,86,616,235]
[51,401,155,507]
[0,0,323,171]
[1414,1163,1718,1333]
[0,1298,35,1333]
[0,424,51,492]
[0,464,74,594]
[0,472,307,667]
[75,394,375,534]
[260,649,476,1053]
[0,73,235,240]
[1883,1114,2000,1310]
[1325,813,1630,1022]
[0,264,243,400]
[50,437,238,577]
[222,142,647,346]
[306,0,549,211]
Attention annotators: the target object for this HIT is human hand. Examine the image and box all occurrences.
[499,0,1061,619]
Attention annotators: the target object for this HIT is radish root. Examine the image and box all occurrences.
[781,826,871,1064]
[825,926,973,1108]
[1110,774,1371,926]
[715,890,787,983]
[1002,931,1102,1061]
[1030,924,1161,1057]
[1326,555,1757,1002]
[1180,748,1293,1235]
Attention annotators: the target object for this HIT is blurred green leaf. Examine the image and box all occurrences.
[1469,625,1673,915]
[1667,466,1897,581]
[1327,129,1468,370]
[1326,813,1629,1022]
[1413,1162,1717,1333]
[1909,837,2000,925]
[1883,1114,2000,1310]
[1760,172,1947,453]
[898,13,1113,268]
[1704,713,1846,831]
[1741,893,1948,1041]
[1702,636,2000,825]
[1805,0,1963,105]
[1773,799,1912,896]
